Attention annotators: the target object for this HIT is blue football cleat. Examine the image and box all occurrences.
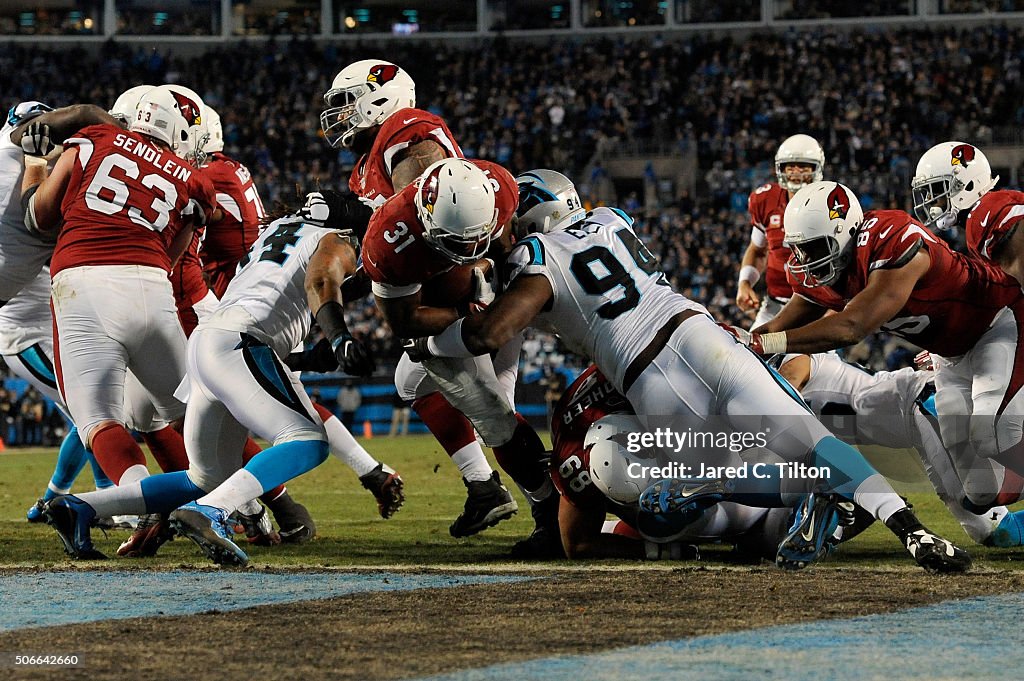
[776,493,841,570]
[169,502,249,567]
[42,495,107,560]
[638,478,731,516]
[26,498,46,523]
[985,509,1024,548]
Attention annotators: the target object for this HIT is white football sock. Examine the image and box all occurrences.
[323,412,379,478]
[452,442,493,482]
[75,482,148,517]
[196,469,263,516]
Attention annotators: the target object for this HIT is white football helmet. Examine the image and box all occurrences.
[783,181,863,288]
[585,413,656,505]
[109,85,154,127]
[911,141,997,230]
[202,105,223,154]
[515,169,586,237]
[775,134,825,193]
[320,59,416,148]
[415,159,498,265]
[131,84,209,166]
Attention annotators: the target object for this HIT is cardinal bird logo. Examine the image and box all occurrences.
[419,165,442,215]
[170,91,202,126]
[367,64,399,86]
[827,184,850,220]
[951,144,976,167]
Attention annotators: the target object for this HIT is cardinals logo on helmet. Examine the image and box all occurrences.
[170,91,202,126]
[951,144,976,167]
[827,184,850,220]
[367,64,399,86]
[419,165,442,215]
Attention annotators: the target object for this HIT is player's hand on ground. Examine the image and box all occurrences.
[333,334,375,376]
[735,281,760,313]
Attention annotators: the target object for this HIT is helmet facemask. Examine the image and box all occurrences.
[786,234,849,288]
[420,208,498,265]
[776,161,822,193]
[912,176,958,229]
[320,84,369,148]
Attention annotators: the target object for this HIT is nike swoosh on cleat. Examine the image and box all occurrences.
[801,510,816,542]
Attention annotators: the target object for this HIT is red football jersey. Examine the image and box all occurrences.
[550,365,633,508]
[790,209,1022,356]
[362,160,517,290]
[170,227,208,336]
[965,190,1024,262]
[53,124,215,277]
[199,152,263,297]
[349,108,463,205]
[748,182,792,299]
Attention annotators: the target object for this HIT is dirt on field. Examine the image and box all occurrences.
[2,567,1022,681]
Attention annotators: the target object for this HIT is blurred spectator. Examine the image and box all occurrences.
[337,381,362,431]
[389,392,411,437]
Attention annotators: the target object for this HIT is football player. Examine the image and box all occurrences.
[197,105,264,298]
[407,168,971,573]
[776,352,1024,547]
[42,204,374,564]
[0,100,118,306]
[320,60,528,542]
[743,180,1024,513]
[736,134,824,328]
[366,158,563,552]
[550,366,802,563]
[23,85,215,529]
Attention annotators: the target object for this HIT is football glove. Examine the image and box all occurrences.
[332,333,375,376]
[468,259,496,314]
[402,337,432,363]
[283,337,338,373]
[20,121,57,166]
[301,190,372,232]
[717,323,787,356]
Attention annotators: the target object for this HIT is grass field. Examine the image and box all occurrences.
[2,434,1023,571]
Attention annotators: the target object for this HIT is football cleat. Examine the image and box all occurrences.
[26,498,46,523]
[117,513,175,557]
[42,496,107,560]
[776,493,842,570]
[905,528,972,573]
[638,478,731,516]
[984,509,1024,548]
[359,463,406,519]
[231,505,281,546]
[450,471,518,538]
[266,492,316,544]
[510,493,564,560]
[169,503,249,567]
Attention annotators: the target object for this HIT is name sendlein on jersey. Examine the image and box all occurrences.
[626,461,831,481]
[625,427,769,454]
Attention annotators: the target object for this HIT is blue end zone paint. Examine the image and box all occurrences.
[415,591,1024,681]
[0,571,533,632]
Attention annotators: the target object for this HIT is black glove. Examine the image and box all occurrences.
[402,337,432,363]
[283,337,338,372]
[301,190,372,233]
[333,333,375,376]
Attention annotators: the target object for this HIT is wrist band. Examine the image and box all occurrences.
[738,265,760,286]
[759,331,787,355]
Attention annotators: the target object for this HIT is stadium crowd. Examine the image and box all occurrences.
[0,25,1022,387]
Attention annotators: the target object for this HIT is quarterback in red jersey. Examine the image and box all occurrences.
[198,105,264,298]
[22,84,215,506]
[736,134,825,328]
[738,180,1024,511]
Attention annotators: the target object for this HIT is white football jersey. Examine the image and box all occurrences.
[507,207,707,392]
[203,216,346,358]
[0,124,27,236]
[0,265,53,355]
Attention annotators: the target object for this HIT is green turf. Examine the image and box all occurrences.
[1,437,1022,570]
